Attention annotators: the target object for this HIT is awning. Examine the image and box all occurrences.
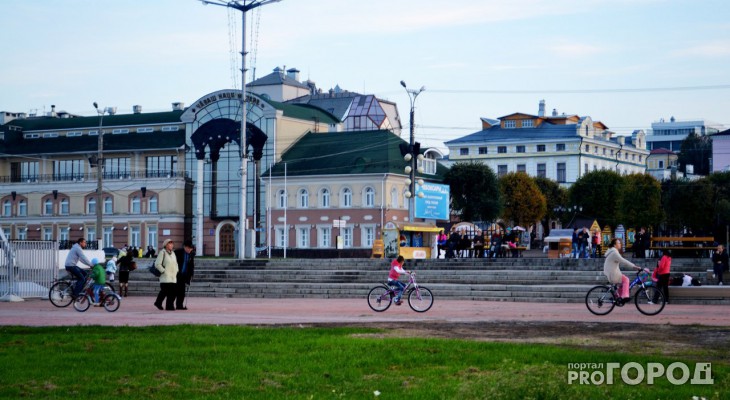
[403,225,441,233]
[384,221,441,232]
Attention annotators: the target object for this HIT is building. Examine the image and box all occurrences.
[712,129,730,172]
[444,101,648,185]
[646,116,723,152]
[646,148,679,180]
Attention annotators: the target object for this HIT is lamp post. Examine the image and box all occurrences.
[92,102,111,248]
[200,0,281,259]
[400,80,425,222]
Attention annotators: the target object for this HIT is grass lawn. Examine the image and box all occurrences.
[0,325,725,399]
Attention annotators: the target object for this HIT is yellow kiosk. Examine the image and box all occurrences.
[382,221,441,259]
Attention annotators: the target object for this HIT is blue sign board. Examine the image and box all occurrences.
[415,183,450,220]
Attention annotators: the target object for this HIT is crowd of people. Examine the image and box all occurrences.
[438,227,525,259]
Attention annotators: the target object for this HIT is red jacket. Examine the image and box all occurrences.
[653,255,671,279]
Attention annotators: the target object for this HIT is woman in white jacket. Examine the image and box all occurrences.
[603,238,642,301]
[153,239,179,311]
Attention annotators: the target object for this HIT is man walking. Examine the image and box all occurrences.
[174,240,196,310]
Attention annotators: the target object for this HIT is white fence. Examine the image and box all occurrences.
[0,230,58,301]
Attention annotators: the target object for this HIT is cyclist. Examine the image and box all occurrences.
[64,238,94,297]
[388,255,411,306]
[603,238,641,302]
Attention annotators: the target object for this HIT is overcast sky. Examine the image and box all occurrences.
[2,0,729,151]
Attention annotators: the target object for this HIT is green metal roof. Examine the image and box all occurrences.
[1,110,184,131]
[264,99,340,125]
[267,130,448,179]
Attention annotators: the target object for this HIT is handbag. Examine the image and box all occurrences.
[129,261,137,271]
[149,252,164,277]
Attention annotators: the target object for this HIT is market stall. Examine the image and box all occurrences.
[382,221,441,259]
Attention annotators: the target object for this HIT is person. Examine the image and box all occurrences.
[634,228,646,258]
[446,228,460,259]
[388,255,411,305]
[652,249,672,304]
[174,240,196,310]
[473,231,485,258]
[571,228,580,259]
[90,258,106,306]
[64,238,94,296]
[508,237,518,258]
[711,244,729,286]
[153,239,179,311]
[137,246,144,258]
[603,238,642,302]
[578,227,590,259]
[436,230,448,259]
[105,256,117,283]
[144,245,156,258]
[592,230,601,258]
[116,249,134,297]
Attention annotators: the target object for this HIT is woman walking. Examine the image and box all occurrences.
[153,239,179,311]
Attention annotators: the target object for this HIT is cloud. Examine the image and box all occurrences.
[672,41,730,58]
[548,43,606,57]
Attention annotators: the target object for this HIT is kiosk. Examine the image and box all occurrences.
[382,221,440,259]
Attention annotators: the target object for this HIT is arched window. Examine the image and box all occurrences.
[103,196,113,214]
[341,188,352,208]
[87,197,96,214]
[44,199,53,215]
[390,187,399,209]
[131,196,140,214]
[298,189,309,208]
[364,187,375,207]
[149,196,158,213]
[60,198,69,215]
[277,190,287,208]
[18,200,27,216]
[320,188,330,208]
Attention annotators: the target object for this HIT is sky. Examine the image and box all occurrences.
[2,0,729,152]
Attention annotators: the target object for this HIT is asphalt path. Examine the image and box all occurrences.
[0,297,728,327]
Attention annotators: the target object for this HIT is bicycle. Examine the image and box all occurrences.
[72,276,122,312]
[585,268,666,316]
[367,272,434,313]
[48,271,116,308]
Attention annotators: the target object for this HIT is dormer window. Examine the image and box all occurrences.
[504,120,516,129]
[521,119,534,128]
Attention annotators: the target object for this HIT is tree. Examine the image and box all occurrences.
[661,178,715,234]
[533,176,568,235]
[443,161,502,222]
[618,173,663,230]
[704,171,730,234]
[569,170,624,227]
[677,133,712,175]
[499,172,546,227]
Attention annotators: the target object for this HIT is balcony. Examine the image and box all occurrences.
[0,170,190,184]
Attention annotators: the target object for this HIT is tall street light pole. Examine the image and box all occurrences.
[93,102,109,249]
[400,81,425,222]
[200,0,281,259]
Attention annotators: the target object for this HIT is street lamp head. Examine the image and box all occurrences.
[403,153,412,162]
[400,80,407,88]
[405,191,412,198]
[404,166,412,174]
[93,102,98,109]
[417,154,424,161]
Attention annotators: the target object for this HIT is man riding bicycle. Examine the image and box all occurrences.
[64,238,94,296]
[388,255,411,306]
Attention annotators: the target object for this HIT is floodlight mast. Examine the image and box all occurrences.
[199,0,281,259]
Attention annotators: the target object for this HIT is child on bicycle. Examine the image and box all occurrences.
[388,255,411,306]
[603,238,641,302]
[90,258,106,306]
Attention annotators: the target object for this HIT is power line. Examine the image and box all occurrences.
[424,84,730,95]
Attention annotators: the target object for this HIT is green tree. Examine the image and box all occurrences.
[443,161,502,221]
[533,176,568,235]
[569,170,624,227]
[677,133,712,175]
[705,171,730,233]
[661,178,715,233]
[499,172,546,227]
[618,173,663,229]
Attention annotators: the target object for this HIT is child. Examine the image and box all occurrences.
[106,256,117,283]
[90,258,106,306]
[388,255,410,305]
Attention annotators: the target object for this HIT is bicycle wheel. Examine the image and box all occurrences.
[73,295,91,312]
[408,286,434,312]
[49,281,74,308]
[367,285,392,312]
[634,287,666,316]
[102,293,121,312]
[585,285,616,316]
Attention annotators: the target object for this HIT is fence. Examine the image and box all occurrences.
[0,230,58,301]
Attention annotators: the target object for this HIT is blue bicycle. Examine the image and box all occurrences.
[585,269,666,316]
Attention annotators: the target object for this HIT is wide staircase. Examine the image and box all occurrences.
[126,257,728,304]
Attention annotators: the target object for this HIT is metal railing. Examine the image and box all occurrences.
[0,235,58,300]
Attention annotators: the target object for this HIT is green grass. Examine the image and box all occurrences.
[0,325,726,399]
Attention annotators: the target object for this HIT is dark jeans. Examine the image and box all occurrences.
[389,280,406,301]
[654,273,670,302]
[65,265,87,296]
[155,282,177,310]
[713,265,724,284]
[175,278,188,308]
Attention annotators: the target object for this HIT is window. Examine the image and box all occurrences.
[161,126,179,132]
[137,127,154,133]
[611,150,614,156]
[277,190,287,208]
[557,163,566,183]
[149,196,158,213]
[59,227,69,242]
[320,188,330,208]
[602,148,607,155]
[342,188,352,207]
[516,145,526,153]
[342,227,353,248]
[478,147,488,155]
[497,146,507,154]
[498,165,508,177]
[86,227,96,243]
[390,187,399,209]
[130,226,141,247]
[43,132,59,138]
[87,197,96,214]
[44,199,53,215]
[2,200,10,216]
[363,226,374,248]
[104,196,112,214]
[364,187,375,207]
[112,129,129,134]
[521,119,534,128]
[147,226,157,250]
[504,120,516,128]
[53,159,84,181]
[131,196,141,213]
[459,148,469,156]
[584,163,589,174]
[43,227,53,241]
[517,164,526,173]
[298,227,309,248]
[594,146,599,154]
[17,227,27,240]
[276,228,286,248]
[659,160,664,169]
[298,189,309,208]
[103,157,130,179]
[103,227,113,248]
[24,133,40,139]
[88,130,99,136]
[585,145,590,152]
[537,163,546,178]
[145,156,177,178]
[10,161,38,182]
[556,143,566,151]
[632,154,636,161]
[60,198,69,215]
[18,200,26,216]
[537,145,546,152]
[319,227,331,248]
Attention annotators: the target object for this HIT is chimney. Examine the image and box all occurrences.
[51,104,57,117]
[171,102,185,111]
[132,105,142,114]
[538,100,545,117]
[617,136,625,145]
[286,68,300,82]
[552,108,558,117]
